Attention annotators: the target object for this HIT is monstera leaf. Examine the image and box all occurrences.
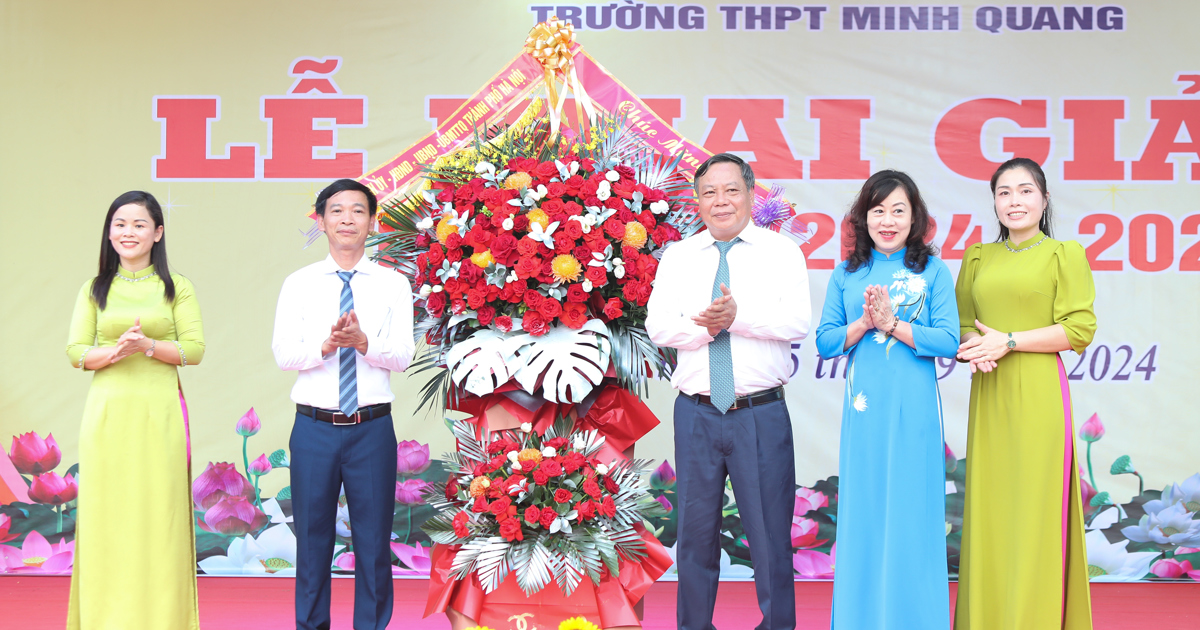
[511,319,612,403]
[445,328,521,397]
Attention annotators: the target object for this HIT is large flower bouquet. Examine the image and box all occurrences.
[370,105,703,407]
[421,416,666,596]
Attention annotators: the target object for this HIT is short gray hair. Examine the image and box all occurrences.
[694,152,755,193]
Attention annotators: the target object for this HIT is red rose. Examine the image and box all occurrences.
[613,179,637,200]
[581,178,600,197]
[467,225,494,248]
[489,496,512,518]
[523,506,542,525]
[644,186,667,203]
[560,302,588,329]
[631,280,653,305]
[425,292,447,318]
[541,199,565,215]
[600,495,617,518]
[467,288,486,310]
[460,262,483,284]
[554,488,573,503]
[562,219,584,241]
[567,284,589,303]
[533,469,550,486]
[428,244,446,267]
[653,224,681,245]
[436,186,455,203]
[539,508,557,529]
[512,215,530,232]
[523,289,544,309]
[564,174,585,193]
[515,256,541,280]
[446,247,463,263]
[576,500,596,521]
[516,237,540,257]
[535,161,559,179]
[540,459,563,477]
[490,233,518,262]
[616,164,635,181]
[585,265,609,288]
[603,476,620,493]
[602,297,624,320]
[579,157,597,172]
[605,197,624,211]
[451,297,467,315]
[445,232,464,250]
[538,298,562,319]
[453,511,470,538]
[553,237,575,256]
[495,315,513,332]
[583,478,602,499]
[546,181,568,198]
[564,201,583,216]
[487,439,512,455]
[523,310,549,336]
[471,496,488,513]
[415,253,429,273]
[562,452,586,474]
[638,210,657,229]
[454,185,477,205]
[499,517,524,541]
[603,219,626,240]
[544,437,569,449]
[477,305,496,327]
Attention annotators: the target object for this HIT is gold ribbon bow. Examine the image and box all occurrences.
[523,16,596,136]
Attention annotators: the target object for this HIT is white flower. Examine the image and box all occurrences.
[474,161,495,175]
[1121,502,1200,547]
[1144,474,1200,516]
[520,422,533,433]
[573,435,586,449]
[596,180,611,201]
[852,393,868,412]
[649,200,669,214]
[262,498,293,524]
[605,170,620,182]
[415,216,434,230]
[502,217,514,231]
[872,331,889,344]
[542,447,557,458]
[612,257,625,279]
[596,464,609,475]
[506,271,519,283]
[568,214,592,233]
[1085,530,1160,581]
[432,285,444,293]
[335,503,352,538]
[419,284,433,298]
[525,184,548,203]
[568,160,580,175]
[507,451,520,462]
[582,280,593,292]
[197,524,298,576]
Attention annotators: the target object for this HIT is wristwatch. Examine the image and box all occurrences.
[1006,333,1016,350]
[145,339,156,357]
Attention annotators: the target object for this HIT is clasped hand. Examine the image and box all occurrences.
[858,284,896,332]
[322,310,368,356]
[692,284,737,337]
[957,319,1006,373]
[111,317,149,363]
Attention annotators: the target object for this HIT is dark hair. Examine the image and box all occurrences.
[92,191,175,310]
[989,157,1053,242]
[315,179,377,216]
[843,170,938,274]
[694,152,755,193]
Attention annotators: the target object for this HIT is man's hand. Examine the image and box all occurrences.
[321,312,351,357]
[329,310,369,355]
[691,284,737,337]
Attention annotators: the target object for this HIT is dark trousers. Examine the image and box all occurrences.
[290,411,397,630]
[674,393,797,630]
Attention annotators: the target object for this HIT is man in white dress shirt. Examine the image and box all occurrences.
[646,153,811,630]
[272,179,414,630]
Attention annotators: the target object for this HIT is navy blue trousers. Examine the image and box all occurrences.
[674,393,797,630]
[290,411,397,630]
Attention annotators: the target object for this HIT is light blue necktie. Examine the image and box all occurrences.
[709,238,741,413]
[336,271,358,417]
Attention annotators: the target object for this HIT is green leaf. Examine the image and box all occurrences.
[275,486,292,501]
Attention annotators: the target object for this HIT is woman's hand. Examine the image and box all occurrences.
[866,285,896,331]
[957,319,1011,365]
[111,318,145,363]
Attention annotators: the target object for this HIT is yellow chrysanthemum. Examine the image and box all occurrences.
[503,171,533,190]
[468,476,491,498]
[436,216,460,244]
[526,208,550,231]
[559,617,600,630]
[622,221,648,248]
[517,448,544,464]
[470,250,495,269]
[551,254,583,283]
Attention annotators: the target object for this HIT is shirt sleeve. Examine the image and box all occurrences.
[362,276,415,373]
[956,243,983,341]
[171,276,206,366]
[727,238,811,342]
[814,265,851,358]
[911,260,961,358]
[645,245,716,351]
[1053,241,1097,354]
[66,280,98,369]
[272,273,326,371]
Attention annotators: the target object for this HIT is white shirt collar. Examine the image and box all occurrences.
[698,223,766,249]
[321,252,376,275]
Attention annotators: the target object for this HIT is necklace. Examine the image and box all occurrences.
[1004,234,1047,253]
[117,272,158,283]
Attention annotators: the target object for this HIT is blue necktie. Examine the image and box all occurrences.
[336,271,358,417]
[709,238,741,413]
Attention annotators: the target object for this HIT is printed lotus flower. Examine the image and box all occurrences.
[197,524,297,576]
[1084,530,1159,581]
[1080,471,1097,512]
[396,440,432,475]
[852,393,867,412]
[1121,502,1200,547]
[655,495,673,513]
[395,478,429,505]
[0,530,74,574]
[333,550,355,571]
[336,502,352,538]
[201,494,269,536]
[650,461,675,489]
[28,472,78,505]
[791,517,828,549]
[391,542,432,576]
[248,454,272,476]
[1150,558,1193,579]
[793,543,836,579]
[793,487,829,517]
[0,514,18,544]
[1145,474,1200,515]
[1079,413,1104,442]
[8,431,61,475]
[262,498,293,524]
[944,442,958,473]
[235,407,261,437]
[193,462,255,510]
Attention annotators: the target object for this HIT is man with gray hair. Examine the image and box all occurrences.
[646,153,811,629]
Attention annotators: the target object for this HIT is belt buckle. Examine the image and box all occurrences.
[332,410,359,426]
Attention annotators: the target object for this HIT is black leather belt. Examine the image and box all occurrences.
[297,403,391,425]
[686,386,784,412]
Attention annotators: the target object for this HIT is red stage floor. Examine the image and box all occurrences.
[2,576,1197,629]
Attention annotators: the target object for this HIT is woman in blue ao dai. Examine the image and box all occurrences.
[815,171,960,630]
